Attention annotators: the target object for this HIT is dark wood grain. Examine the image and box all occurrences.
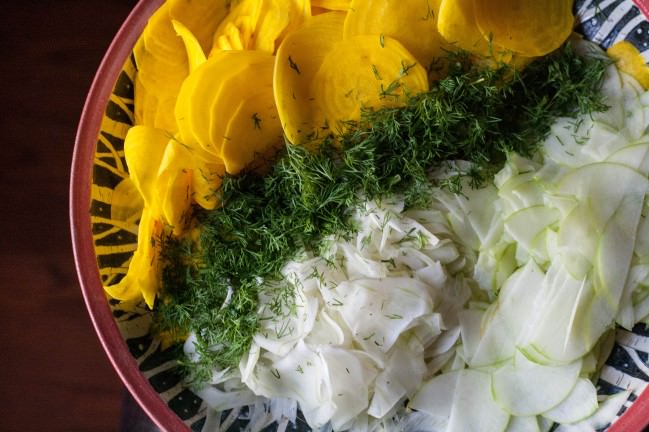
[0,1,150,431]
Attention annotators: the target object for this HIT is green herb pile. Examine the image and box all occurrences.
[155,43,609,383]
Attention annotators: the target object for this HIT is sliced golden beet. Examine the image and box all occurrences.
[133,3,187,133]
[191,158,226,210]
[312,34,429,132]
[133,73,161,129]
[138,3,188,89]
[134,0,227,132]
[160,168,192,234]
[111,178,144,223]
[472,0,573,57]
[208,52,280,172]
[221,91,284,174]
[608,41,649,89]
[213,20,250,51]
[253,0,292,52]
[107,127,168,306]
[172,20,207,72]
[174,51,253,156]
[209,0,262,55]
[104,206,163,308]
[209,0,310,55]
[343,0,449,72]
[312,0,350,11]
[437,0,491,56]
[123,125,169,208]
[175,50,278,173]
[262,0,311,53]
[157,138,225,218]
[274,12,346,145]
[206,51,277,162]
[157,140,194,234]
[437,0,532,66]
[168,0,230,54]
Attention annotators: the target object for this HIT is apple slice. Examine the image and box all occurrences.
[542,377,598,424]
[505,415,540,432]
[448,369,510,432]
[492,351,581,416]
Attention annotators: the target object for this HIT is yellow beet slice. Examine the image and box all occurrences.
[209,0,262,55]
[274,12,346,145]
[157,139,226,217]
[168,0,230,54]
[437,0,532,67]
[191,159,226,210]
[134,3,188,133]
[157,140,194,234]
[172,20,207,73]
[111,178,144,223]
[174,51,253,156]
[134,1,227,132]
[221,91,284,174]
[437,0,491,56]
[124,125,169,208]
[208,52,280,172]
[209,0,310,55]
[133,73,161,130]
[608,41,649,89]
[213,19,250,51]
[343,0,449,73]
[256,0,311,53]
[313,34,429,132]
[104,206,163,308]
[205,51,277,164]
[312,0,350,11]
[176,50,279,173]
[109,126,169,307]
[472,0,573,57]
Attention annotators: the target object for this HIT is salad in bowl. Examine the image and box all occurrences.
[71,0,649,430]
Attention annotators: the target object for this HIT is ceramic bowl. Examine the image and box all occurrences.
[70,0,649,430]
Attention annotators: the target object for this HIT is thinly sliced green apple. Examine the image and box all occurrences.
[504,205,560,260]
[448,369,510,432]
[471,261,545,367]
[606,141,649,175]
[542,377,598,424]
[505,415,540,432]
[491,351,581,416]
[555,162,649,227]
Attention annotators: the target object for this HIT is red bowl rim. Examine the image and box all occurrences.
[69,0,188,430]
[69,1,649,431]
[608,382,649,432]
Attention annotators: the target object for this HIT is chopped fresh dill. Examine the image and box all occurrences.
[154,42,609,383]
[288,55,300,74]
[371,64,382,80]
[251,112,262,129]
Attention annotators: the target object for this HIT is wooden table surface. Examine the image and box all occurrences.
[0,1,159,430]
